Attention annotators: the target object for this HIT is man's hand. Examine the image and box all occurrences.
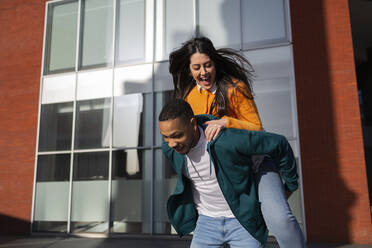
[204,119,228,141]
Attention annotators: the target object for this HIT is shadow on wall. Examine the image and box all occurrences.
[0,214,30,237]
[356,47,372,207]
[290,0,357,243]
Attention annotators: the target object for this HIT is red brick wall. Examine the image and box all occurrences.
[290,0,372,244]
[0,0,46,234]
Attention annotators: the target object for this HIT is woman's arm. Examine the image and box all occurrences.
[224,81,262,131]
[204,82,262,141]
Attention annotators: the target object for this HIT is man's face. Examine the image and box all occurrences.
[159,117,198,154]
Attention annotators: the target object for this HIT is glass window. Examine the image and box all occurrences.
[154,91,173,146]
[242,0,289,48]
[33,154,71,233]
[44,0,78,74]
[71,151,109,233]
[74,98,111,149]
[39,102,73,152]
[244,46,295,138]
[153,149,177,234]
[154,62,173,146]
[79,0,114,69]
[111,149,152,233]
[197,0,241,49]
[37,154,71,182]
[116,0,146,65]
[113,93,152,148]
[155,0,194,60]
[112,64,153,147]
[73,152,109,180]
[154,62,173,92]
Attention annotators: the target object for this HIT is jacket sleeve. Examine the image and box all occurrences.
[221,82,263,131]
[161,139,173,161]
[224,129,298,192]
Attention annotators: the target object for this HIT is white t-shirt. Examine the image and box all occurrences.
[184,126,234,218]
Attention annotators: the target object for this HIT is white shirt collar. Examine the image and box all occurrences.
[196,82,217,94]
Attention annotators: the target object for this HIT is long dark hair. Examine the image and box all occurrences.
[169,37,254,117]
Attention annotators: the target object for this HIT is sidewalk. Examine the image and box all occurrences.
[0,236,371,248]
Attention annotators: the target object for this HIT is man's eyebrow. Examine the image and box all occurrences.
[163,132,181,138]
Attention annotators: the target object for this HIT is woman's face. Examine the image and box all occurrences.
[189,52,216,91]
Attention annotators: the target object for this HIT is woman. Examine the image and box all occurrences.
[169,37,306,248]
[169,37,262,141]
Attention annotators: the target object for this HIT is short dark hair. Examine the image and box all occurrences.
[158,99,194,123]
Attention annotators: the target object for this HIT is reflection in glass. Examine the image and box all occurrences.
[111,149,152,233]
[156,0,193,60]
[153,149,177,234]
[33,154,70,233]
[113,93,152,148]
[154,61,173,92]
[155,91,173,146]
[73,152,109,180]
[45,0,78,74]
[74,98,111,149]
[197,0,240,48]
[37,154,70,182]
[242,0,288,48]
[71,151,109,233]
[116,0,145,64]
[39,102,73,152]
[113,64,152,95]
[79,0,114,69]
[254,79,294,138]
[112,150,142,179]
[244,47,294,138]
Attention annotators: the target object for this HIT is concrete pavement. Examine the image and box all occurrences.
[0,236,371,248]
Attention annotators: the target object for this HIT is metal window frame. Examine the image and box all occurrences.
[44,0,80,75]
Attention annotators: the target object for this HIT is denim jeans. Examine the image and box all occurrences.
[256,159,306,248]
[190,215,263,248]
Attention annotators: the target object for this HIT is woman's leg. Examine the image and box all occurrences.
[256,159,306,248]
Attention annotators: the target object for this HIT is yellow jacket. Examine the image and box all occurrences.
[185,81,263,131]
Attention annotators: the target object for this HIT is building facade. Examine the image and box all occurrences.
[0,0,370,244]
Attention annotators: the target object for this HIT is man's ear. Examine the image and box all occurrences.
[190,117,197,130]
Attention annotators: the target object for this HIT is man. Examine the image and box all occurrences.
[159,99,300,248]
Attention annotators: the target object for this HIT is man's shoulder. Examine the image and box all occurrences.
[195,114,218,126]
[217,128,286,146]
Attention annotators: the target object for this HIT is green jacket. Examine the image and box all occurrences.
[161,115,298,245]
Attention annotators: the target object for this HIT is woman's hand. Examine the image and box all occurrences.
[204,119,228,141]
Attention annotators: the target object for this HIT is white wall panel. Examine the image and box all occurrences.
[77,69,113,100]
[114,64,152,95]
[42,74,76,104]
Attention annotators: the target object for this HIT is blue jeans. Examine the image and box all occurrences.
[256,159,306,248]
[190,215,263,248]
